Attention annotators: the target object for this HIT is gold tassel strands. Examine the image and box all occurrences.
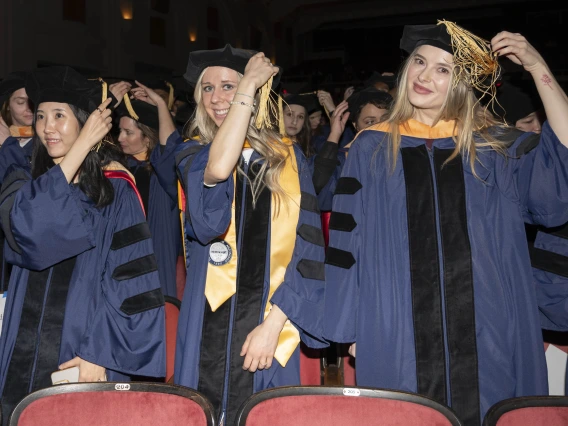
[91,77,112,152]
[166,81,175,110]
[123,94,140,121]
[278,95,286,136]
[255,76,274,130]
[437,20,501,107]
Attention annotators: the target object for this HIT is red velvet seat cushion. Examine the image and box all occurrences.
[245,395,453,426]
[165,301,180,382]
[17,391,206,426]
[496,407,568,426]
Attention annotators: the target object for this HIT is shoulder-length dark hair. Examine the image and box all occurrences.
[31,104,126,208]
[295,117,313,158]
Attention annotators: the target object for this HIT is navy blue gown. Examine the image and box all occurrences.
[0,164,166,423]
[151,132,327,424]
[127,157,181,298]
[324,120,568,425]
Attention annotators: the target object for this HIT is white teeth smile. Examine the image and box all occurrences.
[214,109,229,115]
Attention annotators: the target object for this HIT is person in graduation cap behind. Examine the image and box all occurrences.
[139,44,327,425]
[116,97,183,298]
[323,21,568,425]
[0,66,166,423]
[0,72,34,179]
[313,87,393,211]
[282,93,313,158]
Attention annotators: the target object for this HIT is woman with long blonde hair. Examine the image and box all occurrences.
[324,22,568,425]
[140,44,327,425]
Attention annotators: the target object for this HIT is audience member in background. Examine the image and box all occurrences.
[494,80,544,133]
[117,96,183,298]
[0,72,33,178]
[144,45,327,425]
[0,67,165,424]
[311,90,354,152]
[312,87,393,211]
[324,22,568,425]
[283,94,313,157]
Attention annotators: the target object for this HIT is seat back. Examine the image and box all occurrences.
[483,396,568,426]
[235,386,463,426]
[164,296,182,383]
[10,382,215,426]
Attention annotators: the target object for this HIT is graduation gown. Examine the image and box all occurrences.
[127,157,181,298]
[151,132,327,425]
[324,119,568,426]
[0,137,33,289]
[0,137,32,183]
[0,164,166,423]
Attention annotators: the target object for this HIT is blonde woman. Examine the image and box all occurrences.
[324,23,568,425]
[139,45,326,425]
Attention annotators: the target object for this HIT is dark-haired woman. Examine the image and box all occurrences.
[0,67,165,423]
[117,98,183,298]
[283,94,313,158]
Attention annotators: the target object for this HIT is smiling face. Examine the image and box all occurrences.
[118,116,149,156]
[406,45,454,121]
[8,88,33,127]
[200,66,240,127]
[35,102,81,164]
[283,104,306,137]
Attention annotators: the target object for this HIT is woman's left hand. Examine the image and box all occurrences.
[59,356,107,382]
[491,32,545,72]
[131,81,167,107]
[109,81,132,108]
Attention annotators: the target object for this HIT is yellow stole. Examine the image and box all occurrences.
[204,138,301,367]
[9,125,33,138]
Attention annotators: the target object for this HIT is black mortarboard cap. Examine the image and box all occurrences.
[400,24,452,54]
[493,81,542,125]
[0,71,28,106]
[25,66,109,113]
[347,87,393,117]
[364,72,398,90]
[117,98,160,131]
[184,44,281,88]
[283,93,321,115]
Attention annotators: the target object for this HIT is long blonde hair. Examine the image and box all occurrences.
[383,47,509,176]
[184,69,290,206]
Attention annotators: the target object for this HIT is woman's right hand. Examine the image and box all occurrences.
[76,98,113,150]
[241,53,279,91]
[348,343,356,358]
[328,100,350,144]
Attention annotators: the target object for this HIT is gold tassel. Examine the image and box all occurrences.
[123,94,140,121]
[437,20,501,109]
[166,81,175,110]
[278,95,286,136]
[91,78,111,152]
[255,76,273,130]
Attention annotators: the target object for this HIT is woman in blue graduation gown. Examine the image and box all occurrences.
[141,45,327,424]
[0,67,166,424]
[116,98,182,298]
[324,22,568,425]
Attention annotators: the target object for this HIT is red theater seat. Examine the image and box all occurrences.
[9,382,215,426]
[235,386,463,426]
[483,396,568,426]
[164,296,182,383]
[300,343,323,385]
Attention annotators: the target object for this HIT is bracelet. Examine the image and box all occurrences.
[235,92,255,101]
[229,101,256,113]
